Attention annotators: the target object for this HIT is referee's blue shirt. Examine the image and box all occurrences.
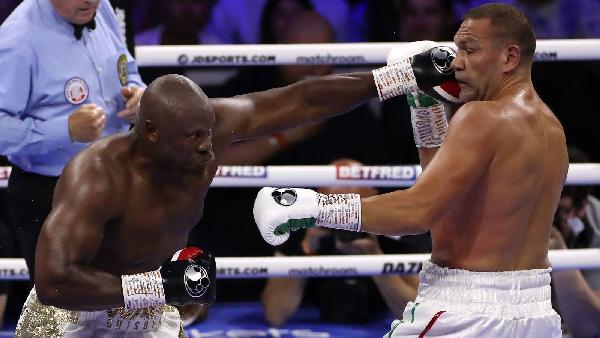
[0,0,145,176]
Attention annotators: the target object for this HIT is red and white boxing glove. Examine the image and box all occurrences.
[121,247,216,309]
[253,187,361,246]
[373,41,461,104]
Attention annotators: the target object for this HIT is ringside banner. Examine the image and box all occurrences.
[1,164,599,188]
[135,40,600,67]
[0,250,599,281]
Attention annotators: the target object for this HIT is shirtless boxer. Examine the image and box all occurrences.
[17,5,508,337]
[17,44,448,335]
[254,3,566,337]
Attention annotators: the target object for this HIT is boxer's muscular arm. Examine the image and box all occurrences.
[35,154,124,311]
[418,148,438,170]
[211,72,376,142]
[361,102,496,234]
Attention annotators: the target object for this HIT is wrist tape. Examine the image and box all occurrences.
[121,270,166,310]
[316,193,361,232]
[408,93,448,148]
[372,59,419,101]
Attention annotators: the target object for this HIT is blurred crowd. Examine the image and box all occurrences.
[129,0,600,46]
[0,0,599,335]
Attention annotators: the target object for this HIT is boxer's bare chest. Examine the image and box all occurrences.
[93,173,210,274]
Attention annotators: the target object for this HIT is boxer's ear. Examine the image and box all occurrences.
[145,120,158,143]
[502,45,521,73]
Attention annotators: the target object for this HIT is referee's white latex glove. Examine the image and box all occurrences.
[253,187,361,246]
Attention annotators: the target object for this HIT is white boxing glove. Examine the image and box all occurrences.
[253,187,361,246]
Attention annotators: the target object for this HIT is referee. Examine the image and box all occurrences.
[0,0,145,281]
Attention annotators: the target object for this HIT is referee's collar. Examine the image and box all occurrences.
[72,16,96,40]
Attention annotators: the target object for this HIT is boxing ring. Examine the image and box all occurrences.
[134,39,600,66]
[1,40,600,337]
[1,163,600,281]
[1,164,599,337]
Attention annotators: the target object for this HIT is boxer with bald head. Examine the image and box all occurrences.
[254,3,566,337]
[19,8,464,335]
[19,55,417,334]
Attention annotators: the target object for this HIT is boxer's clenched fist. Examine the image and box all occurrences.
[253,187,362,246]
[121,247,216,310]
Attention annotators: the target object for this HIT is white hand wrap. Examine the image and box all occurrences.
[121,270,166,310]
[372,59,419,101]
[408,93,448,148]
[372,41,439,101]
[316,193,361,232]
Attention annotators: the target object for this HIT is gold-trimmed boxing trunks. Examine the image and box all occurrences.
[15,288,186,337]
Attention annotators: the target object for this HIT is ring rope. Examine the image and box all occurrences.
[0,249,598,281]
[135,39,600,67]
[2,163,598,188]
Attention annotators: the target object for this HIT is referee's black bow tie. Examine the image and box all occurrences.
[72,18,96,40]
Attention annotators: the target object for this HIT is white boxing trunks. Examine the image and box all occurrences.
[15,288,186,338]
[385,261,561,338]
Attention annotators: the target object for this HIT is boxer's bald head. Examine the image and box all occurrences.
[137,74,215,173]
[139,74,212,127]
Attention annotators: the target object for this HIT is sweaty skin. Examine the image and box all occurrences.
[34,73,376,311]
[361,18,568,272]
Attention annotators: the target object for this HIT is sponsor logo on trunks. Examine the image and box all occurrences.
[184,264,210,297]
[288,266,358,277]
[296,54,366,64]
[216,267,268,277]
[64,77,88,105]
[215,166,267,178]
[106,307,162,331]
[336,165,421,181]
[271,188,297,206]
[177,54,276,65]
[381,262,422,274]
[430,46,455,75]
[534,51,558,61]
